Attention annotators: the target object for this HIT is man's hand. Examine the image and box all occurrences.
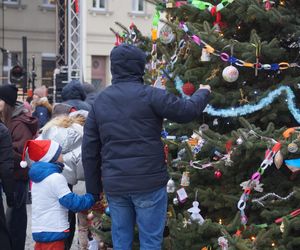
[199,84,211,92]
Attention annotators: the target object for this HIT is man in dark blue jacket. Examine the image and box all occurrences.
[82,44,211,250]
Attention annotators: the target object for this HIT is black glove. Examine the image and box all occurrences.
[5,192,16,207]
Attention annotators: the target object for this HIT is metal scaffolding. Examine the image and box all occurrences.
[67,0,82,82]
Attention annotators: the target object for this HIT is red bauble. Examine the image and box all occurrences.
[214,169,222,179]
[182,82,196,96]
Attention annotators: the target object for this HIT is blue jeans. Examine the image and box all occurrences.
[106,186,167,250]
[6,180,28,250]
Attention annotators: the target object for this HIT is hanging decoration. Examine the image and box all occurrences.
[177,22,300,72]
[204,86,300,123]
[222,65,239,82]
[237,142,281,225]
[214,169,222,179]
[201,48,211,61]
[252,191,295,207]
[167,178,176,193]
[159,24,175,44]
[218,236,229,250]
[187,201,205,224]
[182,82,196,95]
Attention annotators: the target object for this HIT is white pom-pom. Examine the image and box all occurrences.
[20,161,28,168]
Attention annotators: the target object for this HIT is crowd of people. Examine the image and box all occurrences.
[0,80,102,250]
[0,44,211,250]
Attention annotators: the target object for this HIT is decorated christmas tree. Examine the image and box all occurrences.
[145,0,300,249]
[90,1,300,249]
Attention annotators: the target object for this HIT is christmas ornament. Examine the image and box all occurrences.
[87,212,94,220]
[182,82,196,96]
[187,201,205,225]
[176,187,188,203]
[214,169,222,179]
[173,197,179,205]
[213,118,219,126]
[218,236,229,250]
[159,24,175,44]
[236,137,243,145]
[153,77,166,90]
[180,171,190,186]
[288,142,298,153]
[167,178,176,193]
[285,158,300,172]
[222,65,239,82]
[201,48,211,61]
[274,151,283,169]
[240,179,263,193]
[104,207,110,216]
[264,0,274,11]
[280,222,285,233]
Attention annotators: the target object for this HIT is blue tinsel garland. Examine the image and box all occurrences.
[174,77,300,123]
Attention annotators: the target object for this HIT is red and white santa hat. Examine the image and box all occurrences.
[20,140,62,168]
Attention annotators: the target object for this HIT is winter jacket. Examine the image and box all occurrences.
[8,102,38,180]
[61,80,91,111]
[0,122,15,205]
[82,44,210,197]
[38,123,84,185]
[32,97,52,128]
[29,161,94,243]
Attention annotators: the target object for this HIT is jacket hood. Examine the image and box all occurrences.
[12,101,29,118]
[12,107,38,135]
[39,123,83,154]
[29,162,62,183]
[33,97,52,113]
[110,44,146,84]
[61,80,86,101]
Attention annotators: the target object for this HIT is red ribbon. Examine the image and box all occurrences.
[210,6,226,29]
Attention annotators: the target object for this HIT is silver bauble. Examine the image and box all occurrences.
[167,179,176,193]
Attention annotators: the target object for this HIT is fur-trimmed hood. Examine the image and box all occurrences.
[32,97,52,113]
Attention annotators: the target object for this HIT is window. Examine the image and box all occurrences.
[93,0,106,9]
[132,0,144,13]
[91,56,107,90]
[3,0,18,3]
[2,51,21,84]
[43,0,56,5]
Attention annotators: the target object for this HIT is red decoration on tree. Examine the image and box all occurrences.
[214,169,222,179]
[182,82,196,96]
[164,144,169,163]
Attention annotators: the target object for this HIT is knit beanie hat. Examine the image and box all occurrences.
[0,84,18,107]
[33,86,48,98]
[20,139,62,168]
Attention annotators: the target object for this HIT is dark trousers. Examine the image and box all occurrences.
[64,184,75,250]
[6,180,28,250]
[0,185,12,250]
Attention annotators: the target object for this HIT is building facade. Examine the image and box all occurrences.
[0,0,155,91]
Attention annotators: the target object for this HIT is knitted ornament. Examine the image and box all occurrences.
[182,82,196,96]
[20,140,62,168]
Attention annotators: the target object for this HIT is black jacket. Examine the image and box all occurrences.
[0,122,15,202]
[82,44,210,196]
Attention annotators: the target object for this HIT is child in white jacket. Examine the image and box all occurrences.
[20,139,95,250]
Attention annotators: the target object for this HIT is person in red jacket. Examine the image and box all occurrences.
[0,84,38,250]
